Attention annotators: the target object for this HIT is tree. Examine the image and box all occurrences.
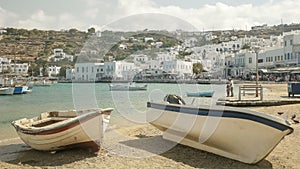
[42,65,48,77]
[58,66,68,78]
[193,62,203,75]
[88,27,96,34]
[28,63,40,77]
[241,44,251,49]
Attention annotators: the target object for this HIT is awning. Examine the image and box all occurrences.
[291,70,300,74]
[259,69,269,73]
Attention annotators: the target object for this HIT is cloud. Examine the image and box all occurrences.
[1,0,300,31]
[84,8,99,19]
[105,0,300,31]
[0,6,18,27]
[17,10,55,30]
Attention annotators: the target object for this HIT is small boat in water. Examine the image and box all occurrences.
[34,80,54,87]
[186,91,214,97]
[0,87,14,95]
[109,82,147,91]
[11,108,113,152]
[13,85,29,94]
[147,94,293,164]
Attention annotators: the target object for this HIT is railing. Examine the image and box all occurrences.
[238,85,263,101]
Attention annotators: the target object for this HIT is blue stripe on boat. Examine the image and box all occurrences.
[147,102,293,132]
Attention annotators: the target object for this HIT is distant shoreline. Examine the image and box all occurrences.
[58,79,289,85]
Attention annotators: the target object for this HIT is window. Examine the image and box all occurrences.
[284,41,287,46]
[249,57,252,64]
[290,40,293,45]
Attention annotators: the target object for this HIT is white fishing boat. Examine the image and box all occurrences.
[146,95,293,164]
[0,87,14,95]
[109,82,147,91]
[11,108,113,152]
[34,80,53,87]
[13,85,29,94]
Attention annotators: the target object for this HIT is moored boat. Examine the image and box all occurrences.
[146,95,293,164]
[34,80,53,87]
[186,91,214,97]
[11,108,113,152]
[0,87,14,95]
[13,85,29,94]
[109,82,147,91]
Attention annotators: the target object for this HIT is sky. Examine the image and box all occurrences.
[1,0,300,31]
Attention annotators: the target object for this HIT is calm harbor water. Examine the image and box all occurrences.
[0,82,226,142]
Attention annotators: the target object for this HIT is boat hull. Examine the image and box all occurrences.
[0,87,14,95]
[13,86,28,94]
[109,84,147,91]
[12,108,113,151]
[147,102,293,164]
[186,92,214,97]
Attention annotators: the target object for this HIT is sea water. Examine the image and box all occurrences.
[0,82,226,143]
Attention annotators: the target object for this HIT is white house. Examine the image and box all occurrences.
[104,61,135,80]
[119,44,127,50]
[258,47,284,68]
[10,63,29,75]
[231,51,256,76]
[48,65,61,77]
[54,49,65,57]
[147,60,161,70]
[163,60,193,79]
[51,48,73,62]
[156,52,176,62]
[132,54,149,63]
[144,37,154,42]
[74,63,104,81]
[283,32,300,66]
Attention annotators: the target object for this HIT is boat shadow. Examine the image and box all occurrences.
[120,135,273,169]
[0,143,97,167]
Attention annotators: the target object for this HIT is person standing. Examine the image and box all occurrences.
[226,79,230,97]
[229,78,234,97]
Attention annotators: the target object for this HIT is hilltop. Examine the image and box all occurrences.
[1,23,300,64]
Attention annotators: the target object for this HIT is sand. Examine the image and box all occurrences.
[1,83,299,169]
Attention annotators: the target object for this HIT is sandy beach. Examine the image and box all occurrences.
[1,83,299,169]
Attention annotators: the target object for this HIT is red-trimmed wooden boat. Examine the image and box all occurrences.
[11,108,113,152]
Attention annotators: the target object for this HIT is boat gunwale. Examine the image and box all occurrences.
[12,108,113,135]
[147,101,294,133]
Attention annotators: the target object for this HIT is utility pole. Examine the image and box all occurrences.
[254,47,260,97]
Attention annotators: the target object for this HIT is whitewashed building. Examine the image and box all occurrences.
[10,63,29,75]
[258,47,284,68]
[163,60,193,78]
[231,51,256,76]
[147,60,162,70]
[48,65,61,77]
[283,32,300,66]
[51,48,73,62]
[66,68,75,80]
[132,54,149,63]
[104,61,135,80]
[156,52,177,62]
[74,63,104,81]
